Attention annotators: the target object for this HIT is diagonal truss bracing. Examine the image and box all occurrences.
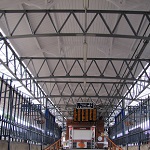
[0,10,150,40]
[0,32,150,121]
[20,57,150,82]
[0,33,63,119]
[0,9,150,123]
[19,57,150,111]
[106,38,150,121]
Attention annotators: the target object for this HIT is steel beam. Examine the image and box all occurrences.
[0,9,150,125]
[19,57,150,83]
[106,33,150,121]
[36,81,134,84]
[36,95,125,99]
[34,95,142,101]
[0,33,63,120]
[14,75,149,82]
[20,57,150,61]
[0,10,150,40]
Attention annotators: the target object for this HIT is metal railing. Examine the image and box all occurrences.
[44,139,61,150]
[106,136,123,150]
[109,98,150,148]
[0,75,62,146]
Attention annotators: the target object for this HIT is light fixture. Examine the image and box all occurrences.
[83,42,88,63]
[84,78,86,92]
[83,0,89,9]
[83,42,88,97]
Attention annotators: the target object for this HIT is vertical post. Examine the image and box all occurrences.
[138,104,142,150]
[40,104,43,150]
[122,99,127,149]
[29,142,31,150]
[8,81,13,150]
[20,94,24,143]
[115,116,117,139]
[13,88,18,142]
[0,75,4,140]
[11,87,15,142]
[29,98,31,150]
[2,81,9,140]
[22,96,25,142]
[148,96,150,144]
[122,99,125,136]
[41,123,43,150]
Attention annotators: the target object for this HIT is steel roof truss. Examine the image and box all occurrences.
[98,13,112,34]
[107,38,149,120]
[123,14,137,36]
[0,10,150,40]
[58,12,72,33]
[139,60,150,80]
[124,61,136,79]
[37,59,46,77]
[19,58,150,83]
[108,63,150,120]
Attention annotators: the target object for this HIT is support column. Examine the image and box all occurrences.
[8,81,13,150]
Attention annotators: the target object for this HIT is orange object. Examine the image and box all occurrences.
[124,121,133,126]
[78,141,85,148]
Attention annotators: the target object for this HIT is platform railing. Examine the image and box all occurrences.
[101,134,123,150]
[44,139,61,150]
[106,136,123,150]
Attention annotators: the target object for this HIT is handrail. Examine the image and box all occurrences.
[106,136,123,150]
[101,134,123,150]
[44,139,61,150]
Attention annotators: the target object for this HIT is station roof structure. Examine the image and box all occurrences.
[0,0,150,126]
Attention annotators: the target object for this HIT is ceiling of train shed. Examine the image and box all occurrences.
[0,0,150,125]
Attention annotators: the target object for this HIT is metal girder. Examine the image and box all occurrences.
[15,76,149,82]
[1,36,150,124]
[37,95,137,101]
[106,35,150,121]
[20,57,150,61]
[38,81,133,97]
[0,32,64,120]
[0,9,150,125]
[37,81,133,84]
[32,81,142,101]
[19,57,150,82]
[55,104,118,107]
[4,49,150,121]
[0,10,150,40]
[38,95,125,99]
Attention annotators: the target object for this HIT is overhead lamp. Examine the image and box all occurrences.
[83,42,88,95]
[83,0,89,9]
[83,42,88,63]
[83,78,86,90]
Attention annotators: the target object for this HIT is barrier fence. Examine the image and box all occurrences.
[0,75,61,146]
[109,98,150,148]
